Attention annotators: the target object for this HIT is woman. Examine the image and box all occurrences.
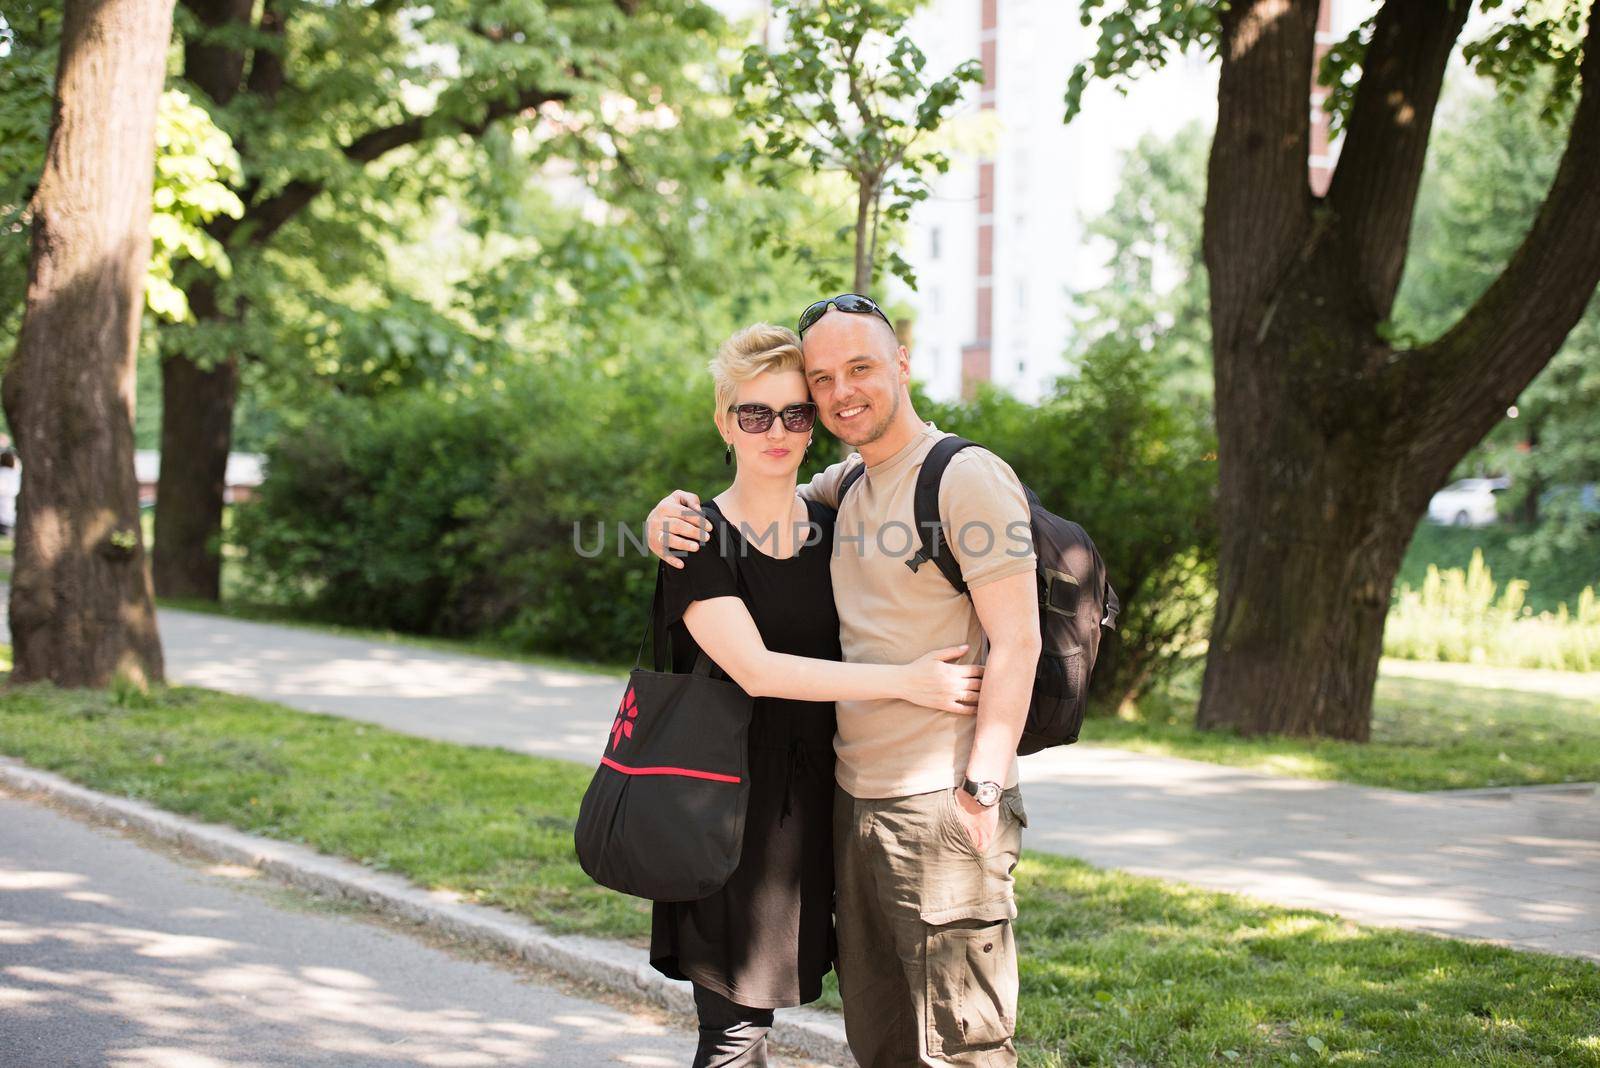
[650,323,982,1066]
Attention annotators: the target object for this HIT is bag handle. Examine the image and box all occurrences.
[634,501,741,676]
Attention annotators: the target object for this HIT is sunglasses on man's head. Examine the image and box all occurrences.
[797,293,895,337]
[727,402,819,433]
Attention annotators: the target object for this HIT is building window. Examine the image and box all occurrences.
[930,227,941,259]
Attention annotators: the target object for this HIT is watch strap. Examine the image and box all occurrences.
[961,777,1002,806]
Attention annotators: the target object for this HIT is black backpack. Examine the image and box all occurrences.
[839,435,1119,753]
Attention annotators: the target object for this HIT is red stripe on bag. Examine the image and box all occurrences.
[599,756,741,783]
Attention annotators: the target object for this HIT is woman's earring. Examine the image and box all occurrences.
[724,442,732,466]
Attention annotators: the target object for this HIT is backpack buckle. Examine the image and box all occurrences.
[905,550,930,574]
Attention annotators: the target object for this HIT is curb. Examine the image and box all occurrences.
[0,756,853,1065]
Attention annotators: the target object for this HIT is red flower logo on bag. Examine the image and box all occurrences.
[610,686,639,750]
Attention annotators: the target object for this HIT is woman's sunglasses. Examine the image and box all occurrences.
[797,293,895,337]
[727,402,819,433]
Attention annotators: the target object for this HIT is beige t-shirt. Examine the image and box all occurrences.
[800,422,1036,799]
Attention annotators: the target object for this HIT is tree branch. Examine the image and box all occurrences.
[229,84,570,247]
[1323,0,1469,320]
[1201,0,1320,357]
[1409,0,1600,464]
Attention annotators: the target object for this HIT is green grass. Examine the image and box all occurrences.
[1400,522,1600,615]
[1090,663,1600,792]
[0,680,1594,1066]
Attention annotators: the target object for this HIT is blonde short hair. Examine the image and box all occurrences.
[709,323,805,421]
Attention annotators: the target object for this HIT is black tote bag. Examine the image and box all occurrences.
[573,515,753,902]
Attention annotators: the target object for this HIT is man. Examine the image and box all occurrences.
[646,294,1040,1066]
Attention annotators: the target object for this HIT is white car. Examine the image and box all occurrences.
[1427,477,1510,527]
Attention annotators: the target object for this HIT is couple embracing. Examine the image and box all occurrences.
[637,295,1040,1067]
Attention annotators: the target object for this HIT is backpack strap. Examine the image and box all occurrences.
[837,458,867,503]
[909,436,981,595]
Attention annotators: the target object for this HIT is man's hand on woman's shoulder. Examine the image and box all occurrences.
[647,490,713,567]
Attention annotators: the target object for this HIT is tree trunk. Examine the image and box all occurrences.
[1,0,174,687]
[151,351,237,601]
[853,177,873,294]
[152,290,239,601]
[1196,281,1432,740]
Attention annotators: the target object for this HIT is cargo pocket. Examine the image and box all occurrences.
[923,904,1018,1057]
[1002,789,1028,830]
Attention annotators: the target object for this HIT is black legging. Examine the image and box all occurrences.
[692,983,774,1067]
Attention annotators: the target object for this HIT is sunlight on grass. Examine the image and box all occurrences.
[1091,659,1600,791]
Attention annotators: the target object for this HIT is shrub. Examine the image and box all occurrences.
[231,388,525,634]
[1384,550,1599,671]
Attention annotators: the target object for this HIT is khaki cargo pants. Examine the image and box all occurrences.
[833,783,1027,1067]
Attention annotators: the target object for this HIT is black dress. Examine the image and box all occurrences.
[649,495,840,1010]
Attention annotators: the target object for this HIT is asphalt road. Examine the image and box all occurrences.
[0,785,814,1068]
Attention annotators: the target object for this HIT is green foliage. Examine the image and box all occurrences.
[726,0,981,290]
[87,0,822,460]
[1063,1,1221,124]
[229,386,525,634]
[147,89,245,320]
[222,6,847,657]
[1070,121,1211,414]
[1044,121,1219,705]
[1464,0,1592,123]
[1385,550,1598,672]
[919,341,1218,708]
[1396,67,1600,562]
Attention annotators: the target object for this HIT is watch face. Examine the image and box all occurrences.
[974,782,1001,807]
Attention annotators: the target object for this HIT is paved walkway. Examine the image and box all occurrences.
[34,608,1600,962]
[0,786,743,1066]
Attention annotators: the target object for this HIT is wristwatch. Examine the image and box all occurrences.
[960,776,1002,808]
